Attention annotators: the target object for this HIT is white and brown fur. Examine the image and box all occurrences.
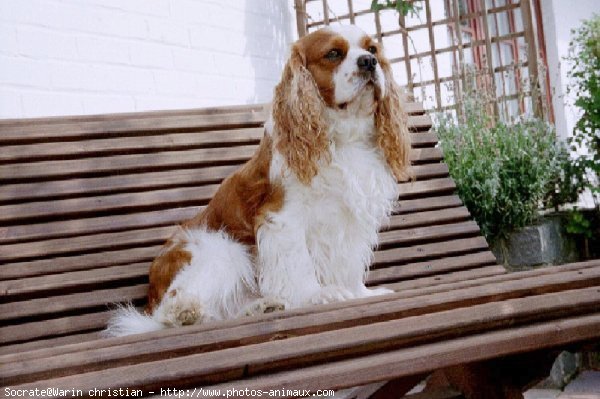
[105,25,412,337]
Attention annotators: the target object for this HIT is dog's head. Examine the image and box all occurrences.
[272,25,412,184]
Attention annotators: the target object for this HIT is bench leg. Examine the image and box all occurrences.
[366,373,428,399]
[424,351,558,399]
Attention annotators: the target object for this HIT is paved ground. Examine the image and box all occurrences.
[525,371,600,399]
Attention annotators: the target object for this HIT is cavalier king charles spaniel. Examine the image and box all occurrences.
[106,25,412,337]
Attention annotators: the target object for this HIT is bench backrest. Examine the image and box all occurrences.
[0,103,502,355]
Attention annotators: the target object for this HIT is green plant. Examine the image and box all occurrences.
[435,92,562,241]
[565,209,593,239]
[544,142,581,210]
[565,14,600,207]
[370,0,421,16]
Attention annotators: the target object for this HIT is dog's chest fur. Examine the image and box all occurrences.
[268,115,398,289]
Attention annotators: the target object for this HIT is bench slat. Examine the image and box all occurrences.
[0,162,448,206]
[0,247,160,281]
[7,283,600,390]
[0,222,482,297]
[0,199,463,253]
[0,145,441,183]
[0,263,149,298]
[387,206,470,231]
[199,314,600,396]
[396,195,462,214]
[0,204,468,280]
[379,221,481,247]
[0,314,108,351]
[0,178,456,224]
[0,284,147,322]
[9,259,596,352]
[374,236,489,265]
[0,220,480,266]
[0,128,264,163]
[368,251,497,284]
[0,110,268,143]
[0,331,102,357]
[0,103,267,128]
[4,264,599,372]
[0,186,218,225]
[0,146,257,182]
[0,166,237,205]
[0,261,498,347]
[0,191,464,276]
[0,130,438,164]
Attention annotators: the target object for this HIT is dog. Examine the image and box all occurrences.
[105,24,412,337]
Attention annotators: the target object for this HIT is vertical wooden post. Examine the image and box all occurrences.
[374,8,383,44]
[399,11,413,93]
[294,0,307,37]
[322,0,330,25]
[520,0,543,117]
[346,0,355,24]
[479,0,499,119]
[491,0,510,119]
[425,0,442,111]
[452,0,466,120]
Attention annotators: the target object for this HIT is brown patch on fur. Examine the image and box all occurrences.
[184,134,284,243]
[375,55,414,182]
[146,241,191,313]
[359,35,380,54]
[145,134,284,312]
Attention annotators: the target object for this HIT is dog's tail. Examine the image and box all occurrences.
[103,303,165,337]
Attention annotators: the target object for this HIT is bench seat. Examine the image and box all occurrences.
[1,103,598,398]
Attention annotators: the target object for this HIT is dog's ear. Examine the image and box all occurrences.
[272,44,330,185]
[375,59,413,182]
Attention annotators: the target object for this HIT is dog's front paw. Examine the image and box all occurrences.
[308,286,355,305]
[242,297,286,317]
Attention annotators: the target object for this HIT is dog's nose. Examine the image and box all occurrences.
[357,54,377,72]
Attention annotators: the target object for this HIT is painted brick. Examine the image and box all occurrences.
[0,89,23,118]
[82,94,136,114]
[0,1,46,25]
[61,0,170,17]
[146,18,190,46]
[17,26,79,60]
[213,53,254,78]
[130,42,174,69]
[34,2,148,40]
[77,36,131,65]
[0,24,19,55]
[170,0,220,25]
[21,90,84,117]
[0,55,52,88]
[189,25,234,52]
[0,0,296,118]
[49,63,107,91]
[101,66,155,94]
[154,70,199,96]
[172,48,216,74]
[134,95,214,112]
[197,75,238,100]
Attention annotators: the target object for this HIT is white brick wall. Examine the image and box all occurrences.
[0,0,296,118]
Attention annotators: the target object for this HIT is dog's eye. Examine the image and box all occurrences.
[325,49,343,60]
[367,46,377,54]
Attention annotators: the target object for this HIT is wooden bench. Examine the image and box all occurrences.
[1,103,599,398]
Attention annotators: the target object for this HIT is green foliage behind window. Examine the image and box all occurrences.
[435,98,562,241]
[565,14,600,207]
